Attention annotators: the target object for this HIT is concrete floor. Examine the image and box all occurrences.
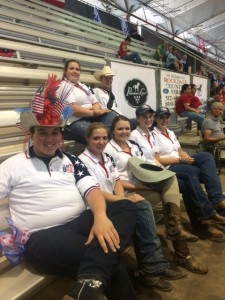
[29,132,225,300]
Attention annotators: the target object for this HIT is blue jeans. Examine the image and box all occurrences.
[169,152,224,222]
[133,200,169,274]
[25,200,138,299]
[121,52,143,64]
[63,111,117,144]
[180,111,205,130]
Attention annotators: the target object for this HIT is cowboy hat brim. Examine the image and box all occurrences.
[93,68,115,82]
[20,111,66,132]
[128,156,175,183]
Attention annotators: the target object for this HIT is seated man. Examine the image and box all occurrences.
[154,41,169,62]
[166,47,183,72]
[0,77,138,300]
[118,36,144,65]
[202,101,225,150]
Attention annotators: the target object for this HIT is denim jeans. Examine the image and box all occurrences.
[169,152,224,222]
[121,52,143,64]
[63,111,117,144]
[180,111,205,130]
[25,200,137,297]
[133,200,169,274]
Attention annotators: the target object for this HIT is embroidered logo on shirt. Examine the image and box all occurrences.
[62,163,74,173]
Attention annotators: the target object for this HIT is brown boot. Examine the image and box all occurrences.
[173,253,208,275]
[193,224,224,239]
[172,241,208,275]
[201,213,225,226]
[164,203,198,242]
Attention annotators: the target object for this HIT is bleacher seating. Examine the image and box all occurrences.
[0,0,164,67]
[0,0,209,298]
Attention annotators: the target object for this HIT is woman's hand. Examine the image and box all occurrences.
[85,214,120,253]
[179,152,194,164]
[92,107,110,116]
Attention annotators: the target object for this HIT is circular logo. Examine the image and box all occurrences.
[124,79,148,107]
[163,88,169,94]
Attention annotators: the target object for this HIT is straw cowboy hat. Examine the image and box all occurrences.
[128,156,175,183]
[94,66,115,82]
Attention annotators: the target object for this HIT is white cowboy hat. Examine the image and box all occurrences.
[94,66,115,82]
[128,156,175,183]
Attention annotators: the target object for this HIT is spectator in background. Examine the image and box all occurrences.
[202,102,225,149]
[129,24,144,42]
[217,74,225,88]
[166,48,183,72]
[213,86,223,102]
[180,55,189,73]
[118,36,144,65]
[196,65,208,76]
[222,86,225,103]
[154,41,169,62]
[176,84,205,130]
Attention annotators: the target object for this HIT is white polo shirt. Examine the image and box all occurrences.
[104,139,143,183]
[93,87,121,115]
[153,127,180,159]
[130,126,156,164]
[63,80,98,123]
[0,149,97,233]
[79,148,120,194]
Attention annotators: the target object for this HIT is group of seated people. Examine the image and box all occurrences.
[1,59,225,300]
[176,82,225,134]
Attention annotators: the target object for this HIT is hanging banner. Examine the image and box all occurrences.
[93,6,102,24]
[192,76,209,103]
[111,61,156,118]
[120,18,129,35]
[160,70,190,111]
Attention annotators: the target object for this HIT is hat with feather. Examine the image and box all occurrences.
[18,74,73,132]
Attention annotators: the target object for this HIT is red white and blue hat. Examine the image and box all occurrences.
[18,74,73,132]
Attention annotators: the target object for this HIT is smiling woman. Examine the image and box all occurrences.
[61,60,118,144]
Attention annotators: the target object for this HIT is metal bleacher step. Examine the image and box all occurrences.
[178,129,203,154]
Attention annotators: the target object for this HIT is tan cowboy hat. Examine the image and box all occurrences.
[94,66,115,82]
[20,111,67,132]
[128,157,175,183]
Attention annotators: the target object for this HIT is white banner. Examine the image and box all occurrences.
[111,61,156,118]
[160,70,190,111]
[192,76,209,104]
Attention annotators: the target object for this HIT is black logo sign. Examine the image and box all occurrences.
[124,79,148,107]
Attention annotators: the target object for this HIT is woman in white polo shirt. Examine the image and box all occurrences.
[153,107,225,239]
[104,115,208,274]
[61,59,118,144]
[79,122,187,291]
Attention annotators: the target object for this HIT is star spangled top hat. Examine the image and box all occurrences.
[18,74,73,132]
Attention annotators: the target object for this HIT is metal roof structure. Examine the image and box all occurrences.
[83,0,225,66]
